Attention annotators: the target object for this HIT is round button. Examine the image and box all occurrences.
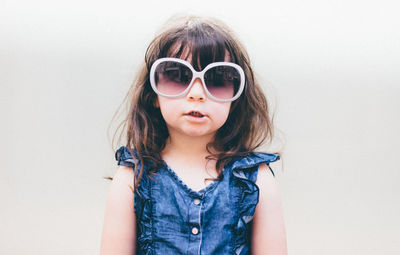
[193,199,201,205]
[192,227,199,235]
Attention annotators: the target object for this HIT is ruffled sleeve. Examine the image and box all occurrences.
[115,146,138,168]
[231,153,280,255]
[231,152,280,176]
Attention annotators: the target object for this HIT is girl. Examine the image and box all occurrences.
[101,15,287,255]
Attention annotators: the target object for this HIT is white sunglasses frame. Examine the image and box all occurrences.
[149,57,245,102]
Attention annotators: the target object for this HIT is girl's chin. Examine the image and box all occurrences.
[183,114,209,123]
[182,130,215,138]
[169,127,217,139]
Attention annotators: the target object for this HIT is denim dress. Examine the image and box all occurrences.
[115,146,280,255]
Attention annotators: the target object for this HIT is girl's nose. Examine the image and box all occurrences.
[187,78,206,102]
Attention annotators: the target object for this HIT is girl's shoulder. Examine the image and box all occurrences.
[114,146,151,194]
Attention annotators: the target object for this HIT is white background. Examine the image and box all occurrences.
[1,0,399,254]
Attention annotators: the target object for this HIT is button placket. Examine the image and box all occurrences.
[190,198,201,235]
[187,195,203,255]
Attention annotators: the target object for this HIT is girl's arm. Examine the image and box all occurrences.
[252,163,287,255]
[100,166,136,255]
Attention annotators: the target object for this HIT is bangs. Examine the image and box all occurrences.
[158,24,234,71]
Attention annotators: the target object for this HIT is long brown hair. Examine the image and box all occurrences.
[111,15,276,191]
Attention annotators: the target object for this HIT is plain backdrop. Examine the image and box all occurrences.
[1,0,399,254]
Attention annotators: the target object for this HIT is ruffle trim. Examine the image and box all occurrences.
[135,195,152,254]
[231,152,280,255]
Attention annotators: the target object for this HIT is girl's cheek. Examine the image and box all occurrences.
[214,104,231,125]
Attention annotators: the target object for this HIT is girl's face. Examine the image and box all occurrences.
[156,78,231,140]
[155,55,232,141]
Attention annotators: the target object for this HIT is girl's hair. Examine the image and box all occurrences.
[112,15,275,191]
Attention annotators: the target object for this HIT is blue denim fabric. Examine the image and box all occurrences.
[115,146,280,255]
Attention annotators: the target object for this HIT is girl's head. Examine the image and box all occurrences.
[116,15,274,185]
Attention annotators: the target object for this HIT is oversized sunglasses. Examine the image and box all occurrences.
[149,58,245,102]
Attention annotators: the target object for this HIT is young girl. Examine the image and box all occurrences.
[101,15,287,255]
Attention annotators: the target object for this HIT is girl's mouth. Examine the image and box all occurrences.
[186,111,205,118]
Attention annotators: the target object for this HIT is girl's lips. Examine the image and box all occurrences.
[184,111,206,118]
[183,111,208,123]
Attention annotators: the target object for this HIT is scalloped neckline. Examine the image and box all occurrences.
[162,161,228,197]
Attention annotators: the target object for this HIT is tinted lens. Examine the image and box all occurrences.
[204,65,241,100]
[154,61,193,96]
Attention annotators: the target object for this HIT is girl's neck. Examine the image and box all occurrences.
[161,133,219,191]
[162,133,215,161]
[161,131,220,187]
